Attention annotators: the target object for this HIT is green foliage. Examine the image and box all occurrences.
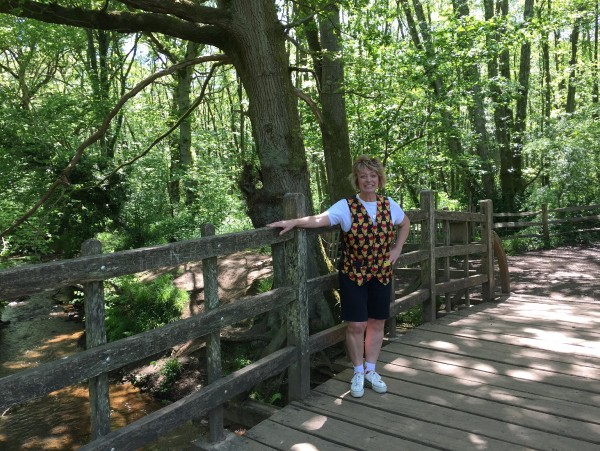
[157,358,183,396]
[222,343,253,375]
[396,305,423,329]
[254,276,273,294]
[524,112,600,209]
[1,1,599,268]
[501,237,541,255]
[104,274,188,342]
[249,388,284,407]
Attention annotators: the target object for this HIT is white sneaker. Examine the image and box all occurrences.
[350,372,365,398]
[365,371,387,394]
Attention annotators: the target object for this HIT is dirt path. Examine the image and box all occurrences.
[504,243,599,302]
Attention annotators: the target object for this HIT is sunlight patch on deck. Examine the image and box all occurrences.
[301,414,328,431]
[505,369,542,381]
[468,433,491,449]
[291,444,319,451]
[429,340,459,351]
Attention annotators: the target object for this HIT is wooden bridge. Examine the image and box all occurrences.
[1,191,598,450]
[231,292,600,450]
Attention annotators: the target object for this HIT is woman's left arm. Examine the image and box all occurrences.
[389,215,410,264]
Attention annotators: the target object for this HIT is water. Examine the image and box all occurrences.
[0,292,165,450]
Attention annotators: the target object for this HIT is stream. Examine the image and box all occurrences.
[0,292,168,450]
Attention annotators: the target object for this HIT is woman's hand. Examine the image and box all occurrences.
[267,212,331,235]
[389,244,403,264]
[389,215,410,264]
[266,219,296,235]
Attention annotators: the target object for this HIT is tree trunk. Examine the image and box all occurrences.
[316,4,354,202]
[512,0,535,204]
[540,2,552,127]
[455,0,495,200]
[224,1,312,228]
[566,16,581,113]
[299,3,353,203]
[177,41,199,207]
[486,0,516,210]
[594,1,599,119]
[541,10,551,185]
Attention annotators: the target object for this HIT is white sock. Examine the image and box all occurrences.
[365,362,376,373]
[354,364,364,374]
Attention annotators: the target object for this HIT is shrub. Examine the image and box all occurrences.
[157,358,183,396]
[105,274,188,342]
[396,304,423,329]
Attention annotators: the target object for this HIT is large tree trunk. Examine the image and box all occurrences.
[224,1,312,228]
[223,1,335,329]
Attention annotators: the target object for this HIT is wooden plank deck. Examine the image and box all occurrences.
[233,293,600,450]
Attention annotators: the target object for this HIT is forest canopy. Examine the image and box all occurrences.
[0,0,598,261]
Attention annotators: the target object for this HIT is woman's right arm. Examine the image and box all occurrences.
[267,211,331,235]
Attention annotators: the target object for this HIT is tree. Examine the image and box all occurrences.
[566,13,581,113]
[512,0,535,206]
[0,0,313,230]
[401,0,464,195]
[147,36,202,209]
[296,1,354,203]
[454,0,495,200]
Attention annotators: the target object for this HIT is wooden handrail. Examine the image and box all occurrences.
[493,203,600,244]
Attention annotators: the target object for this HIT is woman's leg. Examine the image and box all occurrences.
[364,318,388,393]
[346,321,367,366]
[364,318,386,364]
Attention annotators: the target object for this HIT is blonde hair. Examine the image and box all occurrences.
[349,155,386,191]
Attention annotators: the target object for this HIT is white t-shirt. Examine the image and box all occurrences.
[326,195,405,232]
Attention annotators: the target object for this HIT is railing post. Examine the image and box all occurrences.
[283,193,310,401]
[463,220,471,308]
[420,190,436,323]
[479,199,495,301]
[442,210,451,313]
[201,223,225,443]
[542,203,550,247]
[81,239,110,439]
[386,272,397,338]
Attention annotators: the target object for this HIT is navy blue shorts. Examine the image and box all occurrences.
[339,272,392,322]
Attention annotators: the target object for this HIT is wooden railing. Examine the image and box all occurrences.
[0,190,503,450]
[493,203,600,245]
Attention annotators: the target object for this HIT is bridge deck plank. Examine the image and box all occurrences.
[235,294,600,450]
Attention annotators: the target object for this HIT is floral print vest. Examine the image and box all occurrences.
[339,195,395,286]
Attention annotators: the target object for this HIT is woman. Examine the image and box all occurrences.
[267,155,410,398]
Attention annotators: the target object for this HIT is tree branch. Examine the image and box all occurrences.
[97,60,227,184]
[117,0,228,25]
[293,87,324,126]
[0,0,224,45]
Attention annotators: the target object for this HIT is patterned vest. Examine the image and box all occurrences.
[340,195,395,286]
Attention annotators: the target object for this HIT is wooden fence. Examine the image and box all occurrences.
[493,203,600,245]
[0,190,503,450]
